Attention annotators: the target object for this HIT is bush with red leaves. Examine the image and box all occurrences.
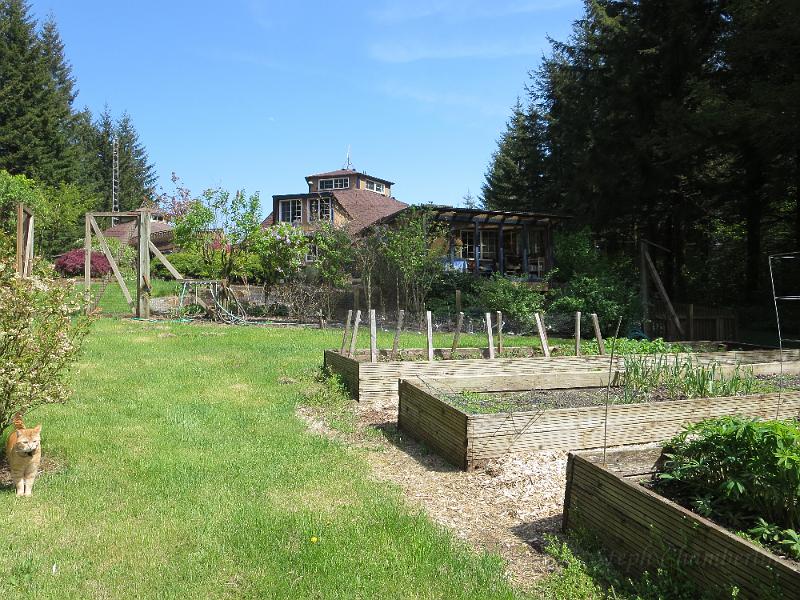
[54,249,112,277]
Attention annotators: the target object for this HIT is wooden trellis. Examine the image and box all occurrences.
[15,203,34,277]
[83,210,182,317]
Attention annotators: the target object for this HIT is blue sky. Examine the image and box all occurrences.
[29,0,583,215]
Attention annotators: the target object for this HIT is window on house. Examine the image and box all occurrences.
[279,199,302,223]
[366,180,385,194]
[458,230,476,259]
[309,197,332,222]
[504,230,519,256]
[318,177,349,190]
[480,231,497,259]
[305,243,318,262]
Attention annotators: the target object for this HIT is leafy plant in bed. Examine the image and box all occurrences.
[651,416,800,562]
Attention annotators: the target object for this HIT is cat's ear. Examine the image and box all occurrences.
[33,424,42,434]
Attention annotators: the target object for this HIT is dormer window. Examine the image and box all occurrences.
[366,180,385,194]
[279,198,302,223]
[318,177,349,190]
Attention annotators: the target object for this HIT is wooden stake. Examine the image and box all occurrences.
[643,248,683,336]
[688,303,695,341]
[391,309,404,360]
[455,289,462,313]
[348,310,361,357]
[369,309,378,363]
[341,310,353,354]
[591,313,605,355]
[485,312,495,359]
[575,311,581,356]
[535,312,550,357]
[426,310,434,361]
[451,312,464,352]
[149,240,183,280]
[137,212,151,318]
[496,310,503,353]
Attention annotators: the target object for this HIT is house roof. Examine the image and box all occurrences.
[305,169,395,186]
[262,190,408,233]
[103,219,174,246]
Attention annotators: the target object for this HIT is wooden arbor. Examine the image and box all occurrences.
[83,210,182,318]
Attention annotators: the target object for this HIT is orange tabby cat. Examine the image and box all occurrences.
[5,413,42,496]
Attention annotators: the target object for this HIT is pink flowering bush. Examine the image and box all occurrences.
[54,248,112,277]
[0,256,90,430]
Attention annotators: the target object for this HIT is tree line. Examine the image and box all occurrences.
[0,0,154,256]
[482,0,799,308]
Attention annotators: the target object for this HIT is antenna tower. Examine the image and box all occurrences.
[111,136,120,224]
[343,145,353,170]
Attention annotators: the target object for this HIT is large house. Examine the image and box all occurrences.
[262,168,408,234]
[263,167,563,279]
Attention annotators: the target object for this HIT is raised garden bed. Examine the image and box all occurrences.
[326,348,800,406]
[563,448,800,599]
[397,370,800,470]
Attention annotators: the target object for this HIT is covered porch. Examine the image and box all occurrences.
[430,207,562,279]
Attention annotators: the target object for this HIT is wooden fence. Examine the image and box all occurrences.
[651,303,738,341]
[563,451,800,599]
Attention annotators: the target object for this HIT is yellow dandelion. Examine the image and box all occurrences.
[310,536,319,544]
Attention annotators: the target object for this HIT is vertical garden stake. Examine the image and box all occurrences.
[391,309,404,360]
[485,312,495,359]
[348,310,361,358]
[426,311,434,361]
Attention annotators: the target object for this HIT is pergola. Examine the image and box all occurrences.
[421,206,566,277]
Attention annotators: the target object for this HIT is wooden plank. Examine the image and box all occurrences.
[369,309,378,363]
[496,311,503,353]
[643,248,684,336]
[426,311,434,361]
[575,311,581,356]
[391,309,404,360]
[84,214,92,314]
[148,240,183,280]
[485,312,495,359]
[341,310,353,354]
[451,312,464,352]
[591,313,605,355]
[535,312,550,357]
[87,211,139,218]
[15,203,24,275]
[90,217,134,308]
[348,309,361,357]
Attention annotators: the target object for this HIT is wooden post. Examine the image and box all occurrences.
[84,214,92,315]
[340,309,352,353]
[640,241,649,336]
[643,248,683,337]
[451,312,464,352]
[353,285,360,311]
[137,212,151,318]
[498,223,505,275]
[591,313,606,355]
[473,220,480,274]
[455,289,462,313]
[716,317,724,341]
[535,312,550,357]
[575,311,581,356]
[426,311,434,361]
[485,312,495,359]
[369,309,377,363]
[496,310,503,353]
[391,309,404,360]
[688,304,695,341]
[90,217,133,308]
[348,310,361,357]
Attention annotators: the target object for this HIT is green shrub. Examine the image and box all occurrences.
[655,416,800,559]
[476,274,545,333]
[0,255,90,430]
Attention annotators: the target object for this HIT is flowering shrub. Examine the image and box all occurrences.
[54,248,112,277]
[0,256,90,431]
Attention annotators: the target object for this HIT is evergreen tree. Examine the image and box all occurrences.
[116,111,156,211]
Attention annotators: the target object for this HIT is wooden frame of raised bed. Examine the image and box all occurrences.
[397,370,800,470]
[326,347,800,406]
[563,449,800,599]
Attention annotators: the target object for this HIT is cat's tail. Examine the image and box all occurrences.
[12,412,25,430]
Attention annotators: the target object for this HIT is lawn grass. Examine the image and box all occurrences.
[0,319,529,599]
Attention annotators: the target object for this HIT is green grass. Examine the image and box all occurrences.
[0,319,528,599]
